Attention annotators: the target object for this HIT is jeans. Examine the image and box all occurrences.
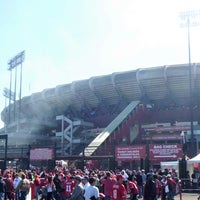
[0,193,4,200]
[138,185,143,198]
[5,192,12,200]
[35,186,40,200]
[15,190,20,200]
[19,191,27,200]
[104,196,111,200]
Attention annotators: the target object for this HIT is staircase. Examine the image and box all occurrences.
[56,115,94,155]
[84,101,140,156]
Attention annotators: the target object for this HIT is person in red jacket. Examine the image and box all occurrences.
[101,171,116,200]
[127,176,139,200]
[34,174,41,200]
[166,174,176,200]
[111,174,127,200]
[63,176,75,198]
[4,173,14,200]
[153,174,162,200]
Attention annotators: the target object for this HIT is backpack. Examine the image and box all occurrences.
[19,179,30,192]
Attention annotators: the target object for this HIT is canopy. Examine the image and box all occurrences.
[187,153,200,164]
[160,161,179,170]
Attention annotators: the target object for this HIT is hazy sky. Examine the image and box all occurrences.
[1,0,200,128]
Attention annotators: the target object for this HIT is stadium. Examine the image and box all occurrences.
[1,63,200,170]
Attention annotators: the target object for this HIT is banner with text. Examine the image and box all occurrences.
[30,148,54,161]
[115,146,146,161]
[149,144,183,161]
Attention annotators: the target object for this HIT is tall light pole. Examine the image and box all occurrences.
[3,88,15,132]
[7,51,25,132]
[180,10,200,157]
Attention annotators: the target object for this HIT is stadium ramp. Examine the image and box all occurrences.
[84,101,140,156]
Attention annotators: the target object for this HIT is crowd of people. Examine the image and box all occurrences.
[0,166,180,200]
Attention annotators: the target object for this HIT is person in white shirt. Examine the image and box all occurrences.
[121,170,129,181]
[82,175,90,199]
[84,177,99,200]
[13,173,22,200]
[13,173,22,189]
[82,176,90,190]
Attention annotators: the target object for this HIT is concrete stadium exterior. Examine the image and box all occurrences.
[1,63,200,167]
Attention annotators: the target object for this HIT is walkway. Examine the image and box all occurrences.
[175,192,199,200]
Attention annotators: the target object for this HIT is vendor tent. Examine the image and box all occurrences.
[160,161,179,170]
[187,153,200,163]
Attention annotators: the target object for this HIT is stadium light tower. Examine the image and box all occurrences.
[180,10,200,157]
[3,88,15,132]
[7,51,25,130]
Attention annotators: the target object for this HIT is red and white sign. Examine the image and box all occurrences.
[30,148,54,161]
[149,144,183,161]
[115,146,146,161]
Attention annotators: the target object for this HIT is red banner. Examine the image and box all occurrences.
[149,144,183,161]
[30,148,54,161]
[115,146,146,161]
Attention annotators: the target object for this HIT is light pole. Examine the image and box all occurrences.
[180,10,200,157]
[3,88,15,132]
[7,51,25,132]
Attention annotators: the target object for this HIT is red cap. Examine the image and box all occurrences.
[116,174,124,180]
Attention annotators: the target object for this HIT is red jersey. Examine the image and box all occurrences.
[101,177,116,196]
[34,176,41,187]
[5,177,14,192]
[63,179,75,197]
[40,178,48,187]
[155,179,162,195]
[127,181,139,195]
[111,182,127,200]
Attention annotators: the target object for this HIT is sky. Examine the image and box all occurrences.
[1,0,200,128]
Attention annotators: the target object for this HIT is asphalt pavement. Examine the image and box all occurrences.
[175,192,199,200]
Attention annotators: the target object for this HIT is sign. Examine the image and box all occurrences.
[142,135,182,141]
[30,148,54,161]
[149,144,183,161]
[115,146,146,161]
[144,126,190,133]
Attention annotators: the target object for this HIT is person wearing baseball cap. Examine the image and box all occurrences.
[84,177,99,200]
[101,171,116,200]
[68,176,84,200]
[82,175,90,190]
[111,174,127,200]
